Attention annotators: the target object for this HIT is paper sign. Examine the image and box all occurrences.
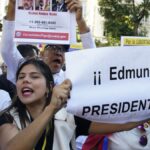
[65,46,150,123]
[121,36,150,46]
[14,0,76,44]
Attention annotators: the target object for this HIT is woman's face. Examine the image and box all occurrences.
[16,64,47,106]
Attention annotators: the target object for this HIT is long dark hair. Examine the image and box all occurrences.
[0,58,54,128]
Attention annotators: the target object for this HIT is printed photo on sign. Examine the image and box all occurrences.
[18,0,34,10]
[52,0,68,12]
[35,0,51,11]
[14,0,75,44]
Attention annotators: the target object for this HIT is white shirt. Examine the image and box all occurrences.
[0,90,11,111]
[0,19,94,150]
[53,69,65,85]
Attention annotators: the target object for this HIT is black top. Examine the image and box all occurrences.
[0,113,91,150]
[0,74,16,99]
[0,113,13,126]
[0,114,7,126]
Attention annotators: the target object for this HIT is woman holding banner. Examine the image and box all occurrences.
[0,58,149,150]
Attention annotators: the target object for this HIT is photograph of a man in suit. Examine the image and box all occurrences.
[35,0,50,11]
[52,0,67,12]
[18,0,34,10]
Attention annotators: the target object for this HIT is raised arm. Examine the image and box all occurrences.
[89,120,147,135]
[0,0,23,84]
[0,105,57,150]
[0,79,71,150]
[66,0,96,49]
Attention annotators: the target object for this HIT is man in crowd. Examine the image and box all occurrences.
[35,0,50,11]
[0,62,7,75]
[1,0,96,149]
[0,67,11,111]
[52,0,67,12]
[1,0,95,85]
[0,62,15,99]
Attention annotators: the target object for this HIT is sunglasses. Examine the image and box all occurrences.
[138,123,149,146]
[44,45,66,53]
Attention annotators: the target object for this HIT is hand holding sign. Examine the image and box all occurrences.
[6,0,16,20]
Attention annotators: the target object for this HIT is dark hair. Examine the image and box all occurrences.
[17,44,40,58]
[1,58,54,128]
[44,44,70,52]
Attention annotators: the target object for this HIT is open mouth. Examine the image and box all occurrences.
[53,58,61,64]
[22,87,33,96]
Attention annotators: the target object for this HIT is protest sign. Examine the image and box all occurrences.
[65,46,150,123]
[121,36,150,46]
[14,0,76,44]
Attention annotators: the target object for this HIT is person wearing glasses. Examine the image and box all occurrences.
[0,63,7,75]
[0,58,148,150]
[1,1,150,150]
[1,0,95,85]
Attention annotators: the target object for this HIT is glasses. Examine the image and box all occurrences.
[138,123,148,146]
[44,45,66,53]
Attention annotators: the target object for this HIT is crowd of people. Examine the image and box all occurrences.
[0,0,150,150]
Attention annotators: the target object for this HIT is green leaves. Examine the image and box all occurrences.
[98,0,150,41]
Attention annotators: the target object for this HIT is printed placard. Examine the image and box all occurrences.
[65,46,150,123]
[14,0,76,44]
[121,36,150,46]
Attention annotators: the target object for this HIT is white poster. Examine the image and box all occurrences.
[14,0,76,44]
[65,46,150,123]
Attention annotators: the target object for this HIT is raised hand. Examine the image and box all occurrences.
[65,0,89,33]
[10,0,16,4]
[65,0,82,21]
[49,79,72,112]
[6,0,16,20]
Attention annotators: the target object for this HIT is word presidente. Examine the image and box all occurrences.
[82,98,150,116]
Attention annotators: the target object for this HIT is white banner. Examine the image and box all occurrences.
[65,46,150,123]
[14,0,76,44]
